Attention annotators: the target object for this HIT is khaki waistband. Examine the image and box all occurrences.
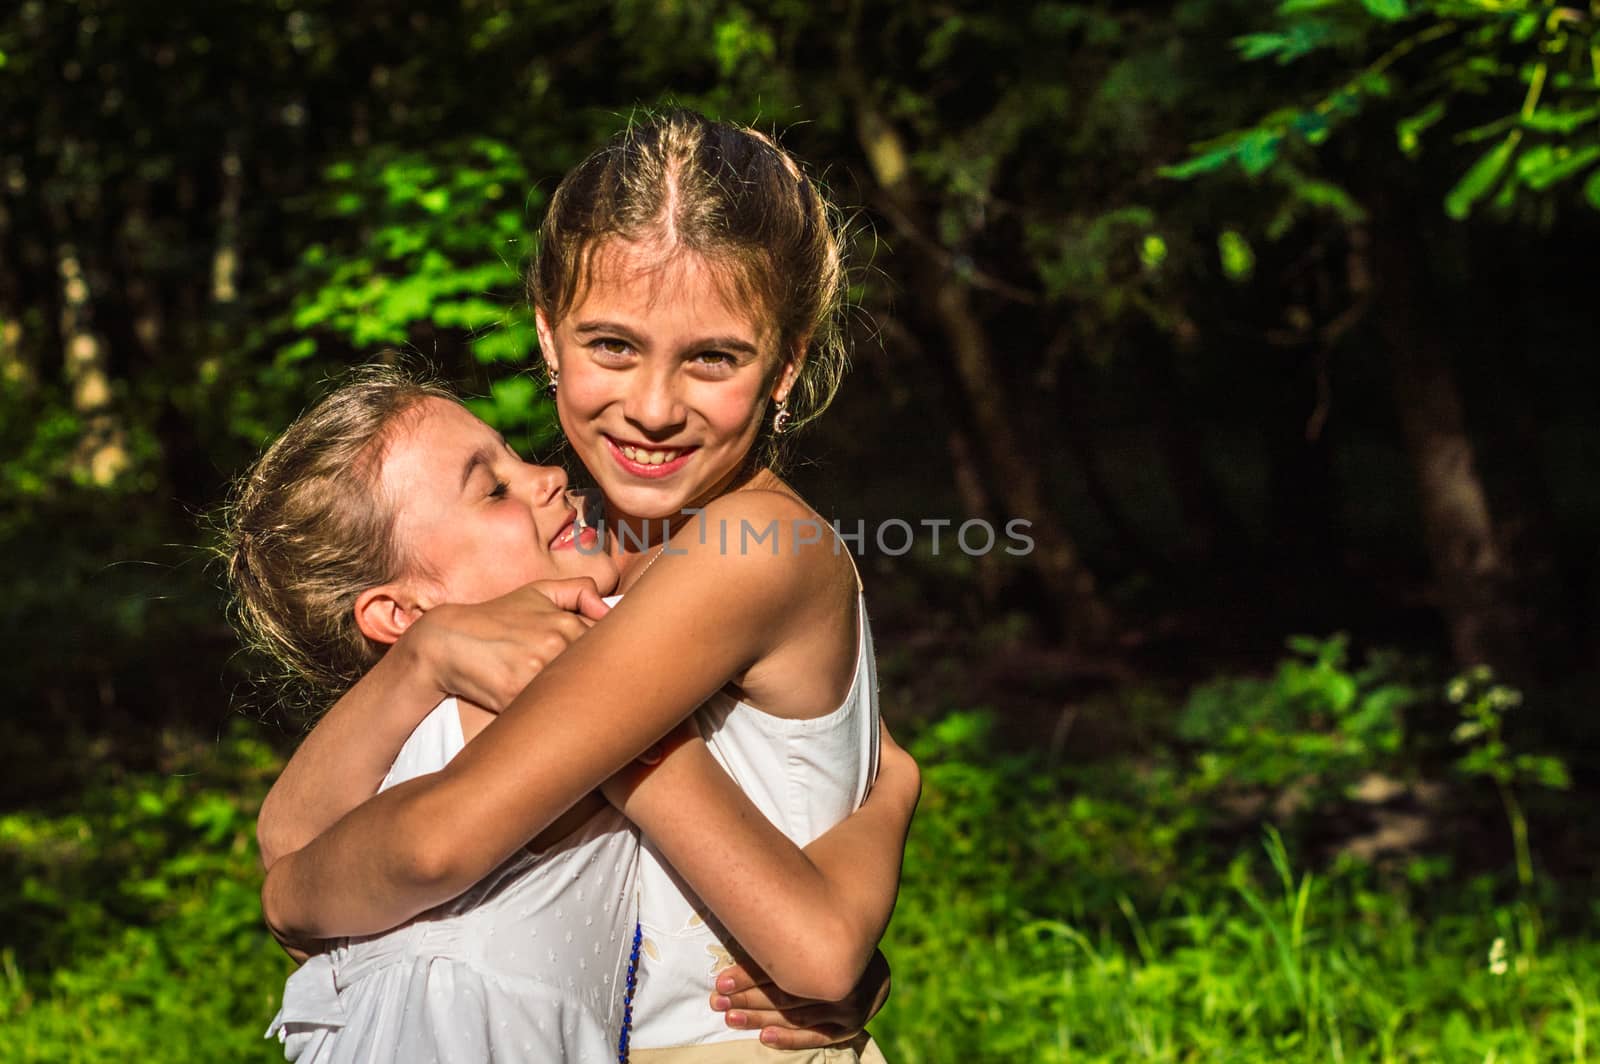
[630,1032,886,1064]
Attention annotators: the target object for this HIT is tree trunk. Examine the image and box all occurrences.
[212,142,243,308]
[0,196,28,389]
[852,103,1112,645]
[55,239,129,486]
[1371,221,1525,671]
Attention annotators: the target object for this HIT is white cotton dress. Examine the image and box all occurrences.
[266,697,641,1063]
[629,591,881,1050]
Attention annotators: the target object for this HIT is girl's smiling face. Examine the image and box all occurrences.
[536,237,799,535]
[377,398,618,607]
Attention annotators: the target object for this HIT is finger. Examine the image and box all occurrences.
[715,960,773,997]
[574,581,611,621]
[551,612,590,642]
[732,1011,857,1043]
[718,1000,835,1031]
[711,983,807,1014]
[752,1021,854,1051]
[531,577,608,616]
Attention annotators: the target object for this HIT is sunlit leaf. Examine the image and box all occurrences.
[1360,0,1409,21]
[1396,100,1446,155]
[1219,229,1255,280]
[1238,130,1282,176]
[1444,132,1518,219]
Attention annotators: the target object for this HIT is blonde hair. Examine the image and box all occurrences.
[220,366,457,715]
[531,109,849,459]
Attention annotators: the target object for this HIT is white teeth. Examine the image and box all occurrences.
[617,443,680,466]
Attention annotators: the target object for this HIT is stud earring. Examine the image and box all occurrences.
[772,396,792,435]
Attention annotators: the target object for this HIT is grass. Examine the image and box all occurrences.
[1,673,1594,1062]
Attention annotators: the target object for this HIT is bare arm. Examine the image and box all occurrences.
[256,579,608,869]
[602,721,920,1001]
[261,494,865,946]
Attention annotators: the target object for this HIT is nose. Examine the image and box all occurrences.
[622,363,687,438]
[521,462,568,509]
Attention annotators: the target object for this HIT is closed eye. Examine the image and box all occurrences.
[488,478,510,500]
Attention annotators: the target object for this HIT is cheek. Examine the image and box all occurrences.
[699,381,768,436]
[556,369,613,425]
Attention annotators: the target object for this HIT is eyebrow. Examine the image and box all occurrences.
[572,319,761,358]
[460,446,496,492]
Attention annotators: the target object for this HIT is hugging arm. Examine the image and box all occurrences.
[255,579,608,869]
[263,494,911,997]
[604,720,919,1001]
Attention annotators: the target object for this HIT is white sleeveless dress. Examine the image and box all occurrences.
[266,697,641,1063]
[630,592,881,1049]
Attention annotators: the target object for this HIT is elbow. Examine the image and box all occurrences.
[261,857,314,944]
[775,961,862,1005]
[766,918,871,1002]
[256,795,297,872]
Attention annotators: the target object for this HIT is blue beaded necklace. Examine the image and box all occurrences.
[616,921,643,1063]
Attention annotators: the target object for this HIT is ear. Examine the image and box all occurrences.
[354,583,427,646]
[772,336,808,404]
[534,309,560,382]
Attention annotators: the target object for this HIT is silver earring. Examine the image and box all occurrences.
[546,367,560,397]
[772,396,791,435]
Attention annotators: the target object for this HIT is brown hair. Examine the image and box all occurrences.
[530,109,849,453]
[220,365,457,715]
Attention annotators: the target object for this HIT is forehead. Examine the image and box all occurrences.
[377,398,490,482]
[570,237,773,348]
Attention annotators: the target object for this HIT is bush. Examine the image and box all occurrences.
[3,642,1591,1061]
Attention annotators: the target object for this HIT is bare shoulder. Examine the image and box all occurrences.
[665,488,855,604]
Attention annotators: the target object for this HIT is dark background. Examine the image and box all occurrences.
[2,1,1598,1058]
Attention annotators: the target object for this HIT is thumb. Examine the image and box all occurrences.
[533,577,612,619]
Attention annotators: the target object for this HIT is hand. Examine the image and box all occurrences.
[407,578,610,711]
[710,949,892,1050]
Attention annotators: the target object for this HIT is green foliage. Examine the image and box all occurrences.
[258,139,558,451]
[1167,0,1600,220]
[1177,634,1421,809]
[1448,666,1570,894]
[0,727,288,1062]
[5,644,1596,1061]
[876,697,1599,1062]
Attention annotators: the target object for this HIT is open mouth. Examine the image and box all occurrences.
[605,436,697,479]
[549,510,599,552]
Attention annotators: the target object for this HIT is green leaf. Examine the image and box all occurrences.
[1159,141,1242,180]
[1238,130,1282,176]
[1219,230,1255,281]
[1444,133,1518,219]
[1519,145,1600,191]
[1396,100,1446,156]
[1360,0,1409,21]
[1523,105,1600,135]
[1587,168,1600,210]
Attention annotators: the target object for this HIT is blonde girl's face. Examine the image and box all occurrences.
[377,398,618,606]
[535,237,799,530]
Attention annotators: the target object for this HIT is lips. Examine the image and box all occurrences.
[605,436,696,479]
[549,511,598,552]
